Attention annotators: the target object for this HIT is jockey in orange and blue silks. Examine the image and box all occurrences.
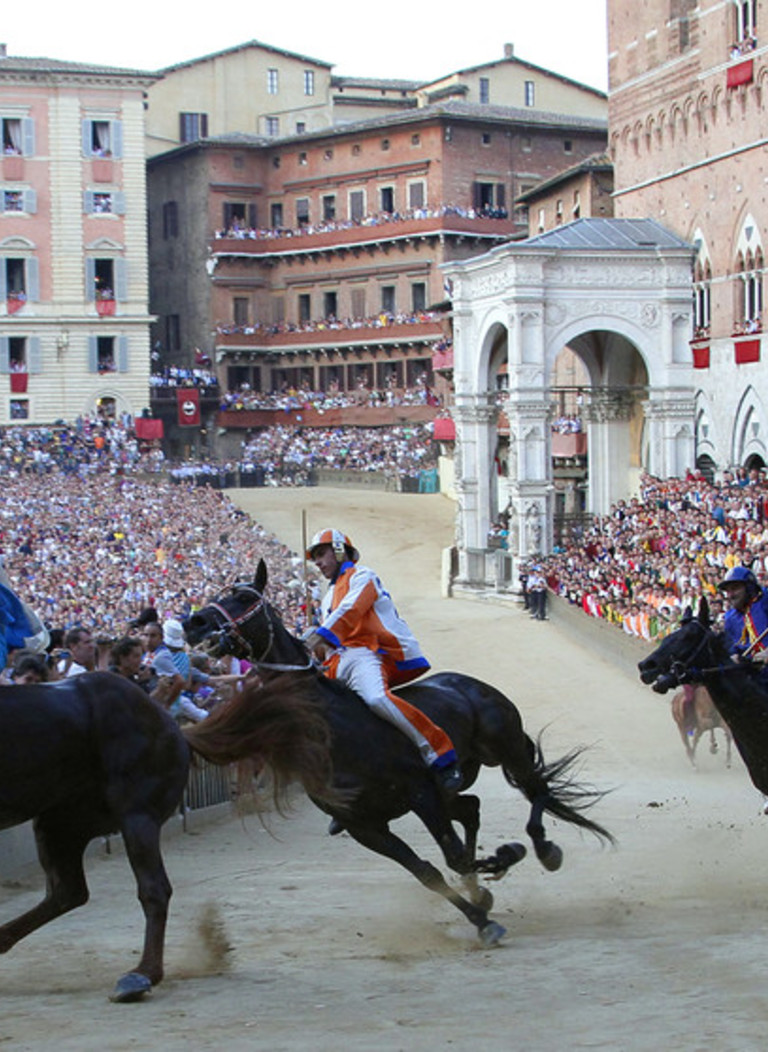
[304,528,461,792]
[719,565,768,684]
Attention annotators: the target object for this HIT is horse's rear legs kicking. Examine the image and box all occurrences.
[345,821,506,947]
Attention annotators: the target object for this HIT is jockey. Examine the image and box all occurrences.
[304,528,462,798]
[719,565,768,682]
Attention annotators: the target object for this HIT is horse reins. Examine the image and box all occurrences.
[207,584,314,672]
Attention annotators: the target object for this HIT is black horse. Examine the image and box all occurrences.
[638,598,768,794]
[183,560,614,948]
[0,671,334,1002]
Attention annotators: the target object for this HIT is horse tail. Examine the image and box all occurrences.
[183,672,341,811]
[503,735,615,846]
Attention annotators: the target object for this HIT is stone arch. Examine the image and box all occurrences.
[732,385,768,466]
[444,219,696,591]
[0,235,35,250]
[695,390,717,465]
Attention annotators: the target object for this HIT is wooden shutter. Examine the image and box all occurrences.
[26,258,39,302]
[85,258,96,300]
[23,189,36,214]
[117,335,129,372]
[0,336,9,374]
[22,118,35,156]
[111,121,123,159]
[114,259,128,301]
[27,336,42,374]
[88,336,99,373]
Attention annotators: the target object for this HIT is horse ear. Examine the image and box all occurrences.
[698,596,711,626]
[680,606,693,624]
[254,559,267,594]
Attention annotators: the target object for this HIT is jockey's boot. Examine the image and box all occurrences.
[328,817,345,835]
[434,762,463,793]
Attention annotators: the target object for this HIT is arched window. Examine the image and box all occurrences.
[692,230,712,337]
[734,217,764,332]
[733,0,757,51]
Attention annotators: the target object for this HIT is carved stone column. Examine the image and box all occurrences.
[642,395,696,479]
[453,394,498,584]
[583,389,636,515]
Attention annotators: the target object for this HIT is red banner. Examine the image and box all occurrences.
[10,372,28,393]
[735,338,760,364]
[134,417,164,440]
[727,59,753,88]
[691,343,710,369]
[176,388,201,427]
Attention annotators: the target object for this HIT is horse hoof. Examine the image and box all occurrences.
[498,841,527,868]
[479,921,506,947]
[109,972,153,1003]
[538,842,563,872]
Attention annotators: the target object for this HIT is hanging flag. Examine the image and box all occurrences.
[177,388,201,427]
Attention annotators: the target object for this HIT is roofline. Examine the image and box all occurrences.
[0,58,160,85]
[417,54,607,101]
[516,155,613,203]
[159,39,333,75]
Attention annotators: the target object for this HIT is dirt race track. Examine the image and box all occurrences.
[2,489,767,1051]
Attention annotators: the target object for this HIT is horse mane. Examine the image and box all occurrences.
[183,672,341,811]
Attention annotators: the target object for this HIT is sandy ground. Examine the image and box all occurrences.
[2,489,767,1051]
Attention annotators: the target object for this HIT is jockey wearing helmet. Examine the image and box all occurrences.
[718,565,768,680]
[304,528,461,793]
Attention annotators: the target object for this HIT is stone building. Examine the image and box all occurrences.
[608,0,767,475]
[145,41,335,158]
[516,152,614,233]
[0,51,156,425]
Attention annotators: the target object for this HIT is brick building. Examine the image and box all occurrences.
[0,52,156,425]
[608,0,767,474]
[147,100,607,412]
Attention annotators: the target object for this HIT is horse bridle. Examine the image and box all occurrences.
[205,583,314,672]
[659,616,745,689]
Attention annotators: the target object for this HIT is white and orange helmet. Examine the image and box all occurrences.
[306,528,360,563]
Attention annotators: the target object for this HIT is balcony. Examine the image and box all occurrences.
[211,212,519,261]
[215,317,445,354]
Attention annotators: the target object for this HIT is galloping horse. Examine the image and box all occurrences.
[0,671,334,1002]
[183,561,614,948]
[671,683,733,768]
[639,599,768,794]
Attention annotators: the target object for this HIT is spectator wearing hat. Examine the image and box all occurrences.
[141,621,185,708]
[163,618,209,723]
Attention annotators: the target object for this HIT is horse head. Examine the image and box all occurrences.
[638,598,714,693]
[183,560,271,660]
[183,560,312,671]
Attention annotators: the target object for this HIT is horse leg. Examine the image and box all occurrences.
[709,729,719,755]
[344,820,506,947]
[725,728,733,768]
[110,813,173,1003]
[524,795,563,872]
[690,728,703,766]
[0,812,90,954]
[447,794,495,911]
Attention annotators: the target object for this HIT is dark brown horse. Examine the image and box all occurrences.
[0,671,334,1002]
[671,683,733,768]
[639,599,768,794]
[184,561,614,949]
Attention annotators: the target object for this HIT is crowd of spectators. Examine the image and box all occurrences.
[219,377,440,413]
[214,309,441,338]
[149,366,219,390]
[0,470,311,649]
[541,468,768,641]
[0,419,163,476]
[236,422,438,486]
[213,203,510,243]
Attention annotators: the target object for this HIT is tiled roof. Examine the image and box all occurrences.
[523,217,693,251]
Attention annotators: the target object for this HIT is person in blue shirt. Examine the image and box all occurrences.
[719,565,768,682]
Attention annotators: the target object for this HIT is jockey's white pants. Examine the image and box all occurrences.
[335,647,449,766]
